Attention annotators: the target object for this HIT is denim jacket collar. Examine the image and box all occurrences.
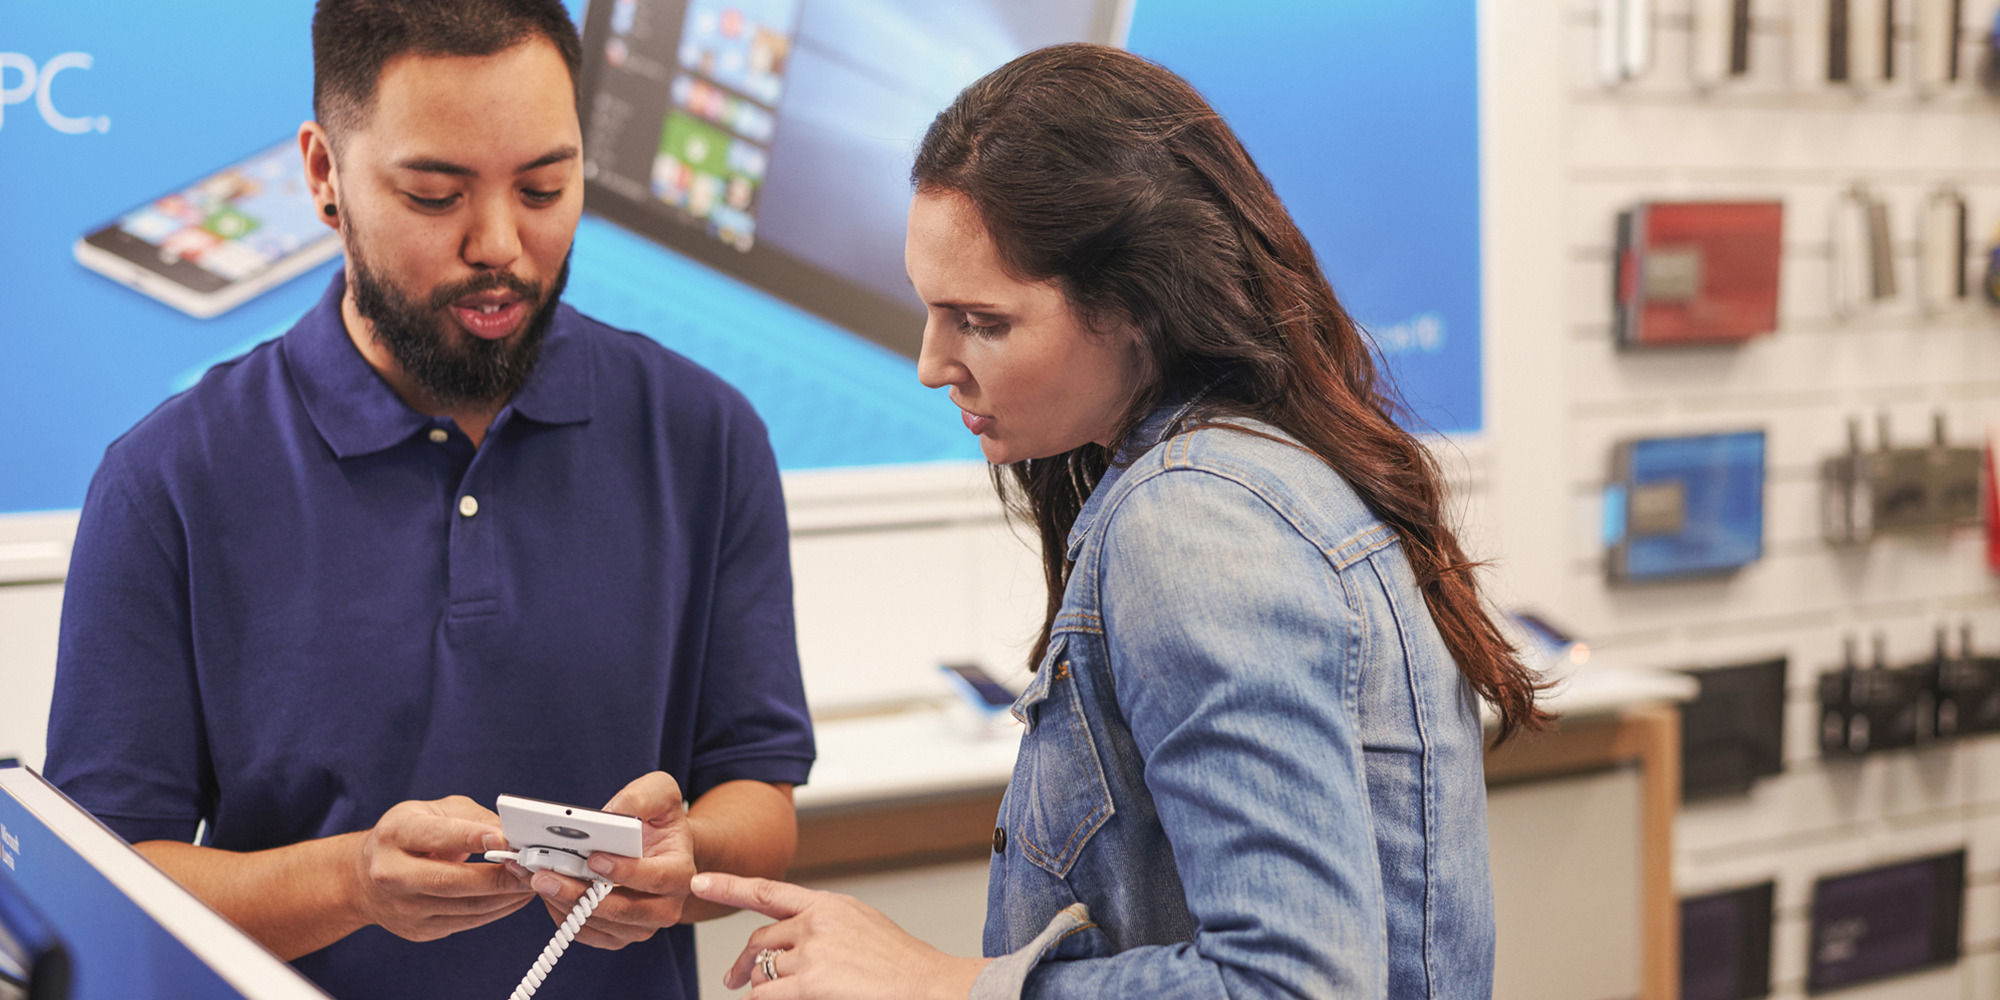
[1065,389,1212,561]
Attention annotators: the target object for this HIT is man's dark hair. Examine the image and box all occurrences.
[312,0,583,145]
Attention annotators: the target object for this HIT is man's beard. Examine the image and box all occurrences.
[347,223,571,409]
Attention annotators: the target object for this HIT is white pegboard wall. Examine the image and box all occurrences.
[1547,0,2000,996]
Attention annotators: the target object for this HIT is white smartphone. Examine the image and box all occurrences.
[496,794,645,861]
[73,137,342,319]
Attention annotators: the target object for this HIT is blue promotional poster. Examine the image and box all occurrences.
[0,0,1481,515]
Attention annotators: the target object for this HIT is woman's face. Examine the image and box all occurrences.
[905,190,1146,466]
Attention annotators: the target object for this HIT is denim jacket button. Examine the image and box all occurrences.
[992,826,1008,854]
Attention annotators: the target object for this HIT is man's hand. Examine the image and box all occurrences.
[517,771,697,950]
[136,793,536,960]
[348,795,537,942]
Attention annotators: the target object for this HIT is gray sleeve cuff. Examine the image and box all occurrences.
[970,904,1095,1000]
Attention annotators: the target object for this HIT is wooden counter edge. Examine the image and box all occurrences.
[1487,704,1681,1000]
[790,786,1008,882]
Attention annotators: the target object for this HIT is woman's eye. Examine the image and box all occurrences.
[407,193,458,211]
[523,188,563,205]
[958,317,1006,338]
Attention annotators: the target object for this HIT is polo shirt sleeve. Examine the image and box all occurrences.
[43,450,210,845]
[683,407,814,801]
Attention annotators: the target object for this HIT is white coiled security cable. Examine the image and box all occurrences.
[486,847,617,1000]
[507,877,613,1000]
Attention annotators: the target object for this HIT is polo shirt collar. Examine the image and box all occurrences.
[283,271,594,459]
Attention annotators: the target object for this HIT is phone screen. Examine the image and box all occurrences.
[944,664,1015,708]
[1509,612,1574,650]
[80,139,332,295]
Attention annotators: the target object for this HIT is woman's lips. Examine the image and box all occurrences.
[450,298,527,340]
[961,409,994,435]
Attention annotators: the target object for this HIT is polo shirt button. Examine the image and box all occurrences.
[458,495,479,517]
[428,428,449,444]
[992,826,1006,854]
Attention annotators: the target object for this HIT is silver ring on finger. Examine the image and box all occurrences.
[757,947,785,982]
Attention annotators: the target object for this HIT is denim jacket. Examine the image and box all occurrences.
[972,404,1495,1000]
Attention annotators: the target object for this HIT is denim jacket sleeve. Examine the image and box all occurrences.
[987,464,1392,1000]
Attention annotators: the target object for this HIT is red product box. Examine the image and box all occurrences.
[1614,200,1784,347]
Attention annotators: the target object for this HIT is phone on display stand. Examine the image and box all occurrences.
[941,662,1018,739]
[73,137,341,319]
[483,795,644,999]
[490,794,643,881]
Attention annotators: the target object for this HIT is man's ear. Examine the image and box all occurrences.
[299,121,340,232]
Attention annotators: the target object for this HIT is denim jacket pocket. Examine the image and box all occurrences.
[1007,635,1115,879]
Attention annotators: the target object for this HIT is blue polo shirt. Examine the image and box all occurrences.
[45,272,815,1000]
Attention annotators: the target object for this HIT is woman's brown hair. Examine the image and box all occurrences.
[912,43,1550,742]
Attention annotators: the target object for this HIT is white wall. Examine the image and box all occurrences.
[1522,1,2000,997]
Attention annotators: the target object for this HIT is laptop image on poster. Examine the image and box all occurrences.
[573,0,1135,360]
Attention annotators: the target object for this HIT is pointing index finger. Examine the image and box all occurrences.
[688,872,816,919]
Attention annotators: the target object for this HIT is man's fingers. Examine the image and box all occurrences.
[531,875,667,921]
[584,887,677,932]
[381,812,504,859]
[379,855,533,900]
[418,894,537,938]
[530,870,592,907]
[602,771,685,825]
[450,887,542,919]
[689,872,816,919]
[586,848,694,897]
[432,794,502,826]
[533,885,660,950]
[383,878,536,918]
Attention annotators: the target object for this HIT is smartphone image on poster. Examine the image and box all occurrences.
[73,138,341,319]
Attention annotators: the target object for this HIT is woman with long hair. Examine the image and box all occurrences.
[692,42,1547,1000]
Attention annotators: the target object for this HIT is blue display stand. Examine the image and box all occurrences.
[0,766,330,1000]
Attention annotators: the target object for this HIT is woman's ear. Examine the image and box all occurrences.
[1110,316,1157,391]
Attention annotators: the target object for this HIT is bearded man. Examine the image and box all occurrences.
[42,2,813,998]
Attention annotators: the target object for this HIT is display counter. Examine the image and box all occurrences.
[792,665,1696,1000]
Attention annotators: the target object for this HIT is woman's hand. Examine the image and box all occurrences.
[690,872,992,1000]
